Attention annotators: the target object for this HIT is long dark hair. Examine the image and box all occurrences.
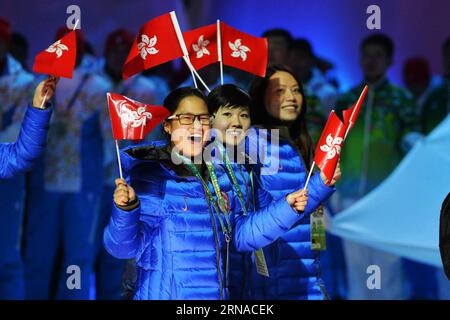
[249,64,313,166]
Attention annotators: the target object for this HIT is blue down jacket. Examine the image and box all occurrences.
[103,141,307,300]
[0,105,52,179]
[247,127,335,300]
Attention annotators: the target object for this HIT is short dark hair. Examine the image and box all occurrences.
[290,38,314,58]
[443,37,450,55]
[262,28,293,47]
[207,84,251,115]
[163,87,207,115]
[361,33,394,59]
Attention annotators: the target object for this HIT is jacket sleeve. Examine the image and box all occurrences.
[103,203,142,259]
[0,105,53,179]
[303,172,335,214]
[233,196,303,252]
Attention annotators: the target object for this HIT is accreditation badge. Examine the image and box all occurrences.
[311,206,326,251]
[254,249,269,277]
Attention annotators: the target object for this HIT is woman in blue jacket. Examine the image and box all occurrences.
[248,65,341,300]
[103,87,310,300]
[0,76,56,299]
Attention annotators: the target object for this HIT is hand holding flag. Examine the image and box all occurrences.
[32,76,59,109]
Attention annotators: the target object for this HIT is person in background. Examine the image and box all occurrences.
[0,76,57,300]
[288,38,338,116]
[262,28,293,66]
[335,33,420,300]
[24,27,108,300]
[421,37,450,135]
[403,57,435,116]
[9,32,29,71]
[0,17,35,300]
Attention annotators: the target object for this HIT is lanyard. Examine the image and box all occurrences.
[172,151,232,240]
[214,142,248,216]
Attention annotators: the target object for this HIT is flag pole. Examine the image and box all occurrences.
[115,140,123,179]
[182,56,211,92]
[40,91,48,109]
[217,19,224,85]
[303,161,315,190]
[169,11,210,92]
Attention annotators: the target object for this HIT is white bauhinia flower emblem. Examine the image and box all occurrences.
[45,40,69,58]
[319,134,344,160]
[192,35,210,59]
[228,39,251,61]
[137,34,159,60]
[117,102,153,128]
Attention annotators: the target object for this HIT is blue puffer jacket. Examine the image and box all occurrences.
[0,105,52,179]
[246,127,335,300]
[103,141,307,300]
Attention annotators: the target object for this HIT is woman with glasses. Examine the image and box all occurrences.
[103,87,311,300]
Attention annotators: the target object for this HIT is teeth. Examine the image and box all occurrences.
[227,130,243,136]
[189,134,202,142]
[283,105,297,110]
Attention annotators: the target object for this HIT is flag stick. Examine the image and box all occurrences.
[217,20,224,85]
[183,56,211,92]
[73,19,80,31]
[190,68,198,88]
[115,140,123,179]
[40,91,48,109]
[344,85,368,139]
[169,11,209,92]
[303,161,315,190]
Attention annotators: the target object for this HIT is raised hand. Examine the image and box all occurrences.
[32,76,59,109]
[114,178,138,209]
[286,189,309,213]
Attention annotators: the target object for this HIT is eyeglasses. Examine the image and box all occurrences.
[167,113,211,125]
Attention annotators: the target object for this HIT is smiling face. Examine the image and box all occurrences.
[212,105,251,146]
[163,95,210,158]
[263,71,303,122]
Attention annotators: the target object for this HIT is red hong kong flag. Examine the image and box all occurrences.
[122,12,184,80]
[220,22,268,77]
[33,30,77,78]
[342,85,368,133]
[107,93,170,140]
[314,111,348,184]
[183,24,218,71]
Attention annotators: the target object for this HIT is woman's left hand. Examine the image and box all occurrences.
[320,162,342,186]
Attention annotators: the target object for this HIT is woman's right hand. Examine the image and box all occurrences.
[286,189,308,213]
[114,178,138,209]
